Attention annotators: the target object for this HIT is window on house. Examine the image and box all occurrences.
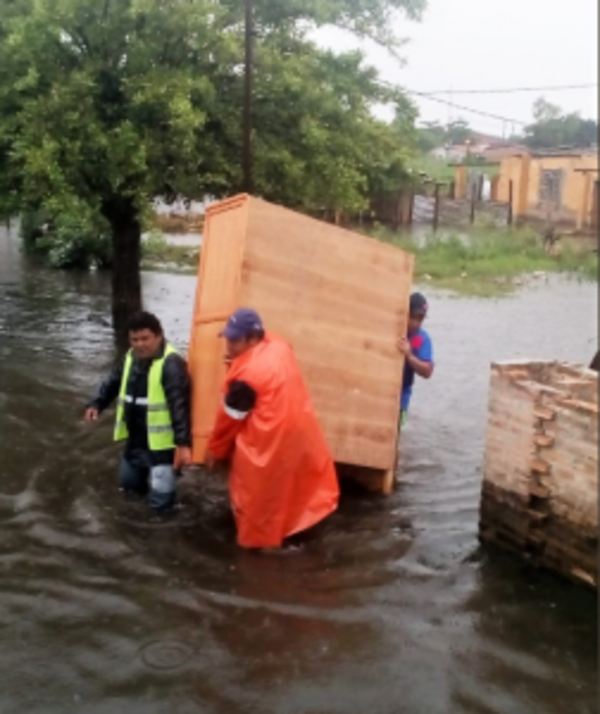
[538,169,563,207]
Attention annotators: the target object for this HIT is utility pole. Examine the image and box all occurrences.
[243,0,254,194]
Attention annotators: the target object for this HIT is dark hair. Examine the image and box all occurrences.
[127,311,163,336]
[246,328,265,342]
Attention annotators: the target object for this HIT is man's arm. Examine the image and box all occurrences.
[397,336,434,379]
[162,354,192,448]
[207,380,257,465]
[406,350,434,379]
[86,360,124,416]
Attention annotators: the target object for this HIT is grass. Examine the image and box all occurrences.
[151,212,204,234]
[142,223,597,298]
[408,155,456,183]
[367,225,598,296]
[141,230,200,274]
[408,155,500,184]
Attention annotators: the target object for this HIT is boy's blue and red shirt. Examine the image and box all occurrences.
[401,328,433,411]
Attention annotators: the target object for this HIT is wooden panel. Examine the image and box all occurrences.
[239,197,413,470]
[188,194,414,476]
[188,195,248,462]
[591,182,598,230]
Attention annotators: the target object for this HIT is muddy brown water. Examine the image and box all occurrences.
[0,226,597,714]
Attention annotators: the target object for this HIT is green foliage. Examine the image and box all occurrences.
[141,231,200,273]
[20,205,111,269]
[40,209,112,269]
[415,119,473,153]
[520,98,598,150]
[368,226,598,295]
[246,0,426,53]
[407,155,455,182]
[248,39,417,212]
[19,208,50,254]
[0,0,424,330]
[0,0,422,228]
[0,0,226,223]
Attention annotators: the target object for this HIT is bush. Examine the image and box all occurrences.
[142,229,200,272]
[20,209,51,254]
[20,207,112,269]
[366,225,597,294]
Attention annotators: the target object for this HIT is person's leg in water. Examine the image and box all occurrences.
[390,408,407,485]
[148,464,177,514]
[399,409,408,431]
[118,457,149,499]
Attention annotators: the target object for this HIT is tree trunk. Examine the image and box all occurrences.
[103,201,142,341]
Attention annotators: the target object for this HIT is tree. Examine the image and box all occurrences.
[415,118,473,153]
[415,121,446,153]
[0,0,233,332]
[445,119,473,145]
[249,36,417,214]
[532,97,562,123]
[0,0,423,333]
[522,97,598,149]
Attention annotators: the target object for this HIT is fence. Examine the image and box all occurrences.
[368,178,513,232]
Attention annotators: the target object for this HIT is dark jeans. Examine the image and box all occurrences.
[118,457,177,513]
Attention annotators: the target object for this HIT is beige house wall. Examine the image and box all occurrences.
[495,153,598,225]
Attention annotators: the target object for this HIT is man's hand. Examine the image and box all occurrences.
[174,446,192,471]
[205,452,217,471]
[84,407,99,423]
[397,337,412,358]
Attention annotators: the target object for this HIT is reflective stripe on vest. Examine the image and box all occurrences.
[114,343,179,451]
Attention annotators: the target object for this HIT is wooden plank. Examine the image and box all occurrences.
[534,434,555,448]
[527,509,549,523]
[188,196,249,463]
[571,568,596,586]
[188,194,414,482]
[534,407,556,421]
[506,369,532,380]
[241,196,413,471]
[529,484,550,499]
[557,398,598,415]
[381,467,395,495]
[337,465,389,494]
[531,458,551,475]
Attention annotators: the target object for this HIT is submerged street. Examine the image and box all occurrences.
[0,227,597,714]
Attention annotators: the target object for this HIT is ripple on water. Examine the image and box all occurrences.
[111,499,204,530]
[139,640,196,670]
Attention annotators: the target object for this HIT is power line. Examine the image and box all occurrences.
[377,79,530,126]
[420,83,597,96]
[405,88,529,126]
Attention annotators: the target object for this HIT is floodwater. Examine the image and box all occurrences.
[0,226,597,714]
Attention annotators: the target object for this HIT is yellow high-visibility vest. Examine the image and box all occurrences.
[114,343,178,451]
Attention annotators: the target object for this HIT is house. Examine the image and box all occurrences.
[496,147,598,229]
[452,146,598,230]
[480,143,529,163]
[431,134,527,165]
[429,140,490,162]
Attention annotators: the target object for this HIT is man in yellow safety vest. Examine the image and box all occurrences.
[84,311,192,513]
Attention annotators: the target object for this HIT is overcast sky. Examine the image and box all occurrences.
[315,0,598,137]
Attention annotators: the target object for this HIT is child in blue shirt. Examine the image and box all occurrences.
[398,292,434,428]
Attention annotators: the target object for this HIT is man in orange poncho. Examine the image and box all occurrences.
[205,308,339,550]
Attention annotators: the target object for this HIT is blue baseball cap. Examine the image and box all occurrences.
[409,292,428,316]
[220,308,264,340]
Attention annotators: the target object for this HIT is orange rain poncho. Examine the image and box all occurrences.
[207,333,339,548]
